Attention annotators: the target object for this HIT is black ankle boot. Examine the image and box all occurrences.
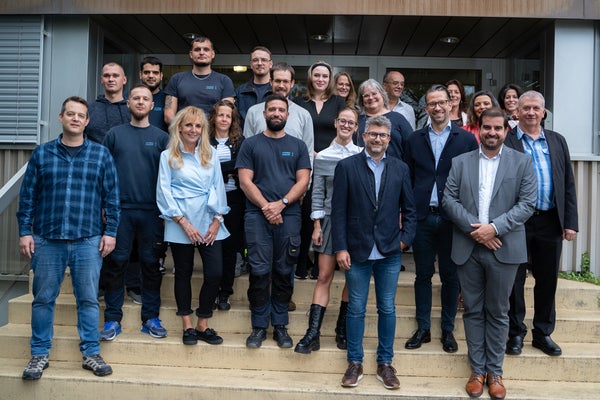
[335,301,348,350]
[294,304,326,354]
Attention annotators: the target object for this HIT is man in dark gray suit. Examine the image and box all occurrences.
[443,108,536,400]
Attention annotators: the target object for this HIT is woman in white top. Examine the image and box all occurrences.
[157,106,230,346]
[295,108,362,354]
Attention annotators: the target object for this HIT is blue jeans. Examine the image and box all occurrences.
[345,253,401,365]
[412,213,459,332]
[30,235,102,356]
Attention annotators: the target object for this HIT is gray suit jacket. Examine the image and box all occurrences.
[442,146,537,265]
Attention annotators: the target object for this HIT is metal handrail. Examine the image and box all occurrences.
[0,163,27,215]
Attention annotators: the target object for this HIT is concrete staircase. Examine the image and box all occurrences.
[1,254,600,399]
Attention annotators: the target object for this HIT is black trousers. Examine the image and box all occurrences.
[218,189,246,296]
[508,209,563,338]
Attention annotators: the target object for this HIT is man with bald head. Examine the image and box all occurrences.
[383,70,416,130]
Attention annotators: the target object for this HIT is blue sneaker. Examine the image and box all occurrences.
[141,317,167,338]
[100,321,121,341]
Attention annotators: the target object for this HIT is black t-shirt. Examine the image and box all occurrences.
[235,133,311,214]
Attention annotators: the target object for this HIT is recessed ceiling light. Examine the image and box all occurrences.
[440,36,460,44]
[310,34,329,42]
[233,66,248,72]
[183,33,201,41]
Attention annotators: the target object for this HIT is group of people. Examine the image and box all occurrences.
[16,37,578,400]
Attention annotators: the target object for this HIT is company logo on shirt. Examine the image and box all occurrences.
[281,151,294,157]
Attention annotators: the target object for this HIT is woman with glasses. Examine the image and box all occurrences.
[156,106,230,346]
[356,78,413,160]
[295,107,362,354]
[464,90,500,143]
[334,72,358,109]
[293,61,346,280]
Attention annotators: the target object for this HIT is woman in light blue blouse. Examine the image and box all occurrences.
[157,106,230,346]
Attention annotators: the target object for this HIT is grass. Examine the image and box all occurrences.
[559,252,600,286]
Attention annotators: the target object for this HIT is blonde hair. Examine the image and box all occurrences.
[167,106,212,169]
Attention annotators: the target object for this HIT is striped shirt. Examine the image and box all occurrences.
[17,135,120,239]
[517,126,554,210]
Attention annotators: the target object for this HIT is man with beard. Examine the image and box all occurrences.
[443,107,536,400]
[333,115,416,390]
[236,94,311,349]
[404,85,477,354]
[164,37,234,123]
[140,56,168,132]
[99,84,170,341]
[235,46,273,128]
[85,61,130,144]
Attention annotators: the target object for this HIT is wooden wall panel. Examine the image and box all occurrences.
[1,0,591,19]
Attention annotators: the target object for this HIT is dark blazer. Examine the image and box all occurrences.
[210,135,245,189]
[405,123,478,221]
[331,151,417,263]
[443,146,537,265]
[504,127,578,231]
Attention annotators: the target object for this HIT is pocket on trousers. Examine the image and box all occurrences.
[288,235,301,258]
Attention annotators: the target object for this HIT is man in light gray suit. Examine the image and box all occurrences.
[443,108,536,400]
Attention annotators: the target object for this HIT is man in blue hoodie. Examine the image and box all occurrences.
[85,62,130,144]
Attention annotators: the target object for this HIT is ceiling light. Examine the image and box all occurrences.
[233,66,248,73]
[440,36,460,44]
[310,34,329,42]
[183,33,201,41]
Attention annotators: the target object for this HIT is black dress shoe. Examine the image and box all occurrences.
[532,335,562,356]
[441,330,458,353]
[405,329,431,349]
[505,335,524,355]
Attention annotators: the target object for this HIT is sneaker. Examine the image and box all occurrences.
[82,354,113,376]
[217,294,231,311]
[377,363,400,390]
[100,321,122,341]
[341,362,363,387]
[182,328,197,345]
[127,289,142,305]
[196,328,223,345]
[141,317,168,338]
[22,355,49,380]
[246,328,267,348]
[273,325,293,348]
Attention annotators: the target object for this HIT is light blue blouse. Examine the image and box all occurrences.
[156,145,230,244]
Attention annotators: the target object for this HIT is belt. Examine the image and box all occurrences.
[429,206,440,214]
[532,208,555,216]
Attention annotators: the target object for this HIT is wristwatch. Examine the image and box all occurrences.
[281,197,289,207]
[215,215,224,224]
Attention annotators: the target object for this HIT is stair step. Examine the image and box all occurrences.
[1,357,599,400]
[50,269,600,311]
[2,323,600,383]
[9,293,600,342]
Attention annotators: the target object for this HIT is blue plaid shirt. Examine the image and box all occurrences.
[517,126,554,210]
[17,135,120,239]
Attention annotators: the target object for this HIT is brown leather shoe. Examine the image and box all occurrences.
[486,373,506,400]
[341,362,363,387]
[376,364,400,390]
[465,372,485,397]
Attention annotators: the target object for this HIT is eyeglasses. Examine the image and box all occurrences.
[251,58,271,64]
[365,131,390,139]
[426,100,449,108]
[336,118,357,127]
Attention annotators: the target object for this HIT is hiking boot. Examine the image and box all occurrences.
[246,328,267,348]
[22,355,49,380]
[273,325,293,348]
[82,354,113,376]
